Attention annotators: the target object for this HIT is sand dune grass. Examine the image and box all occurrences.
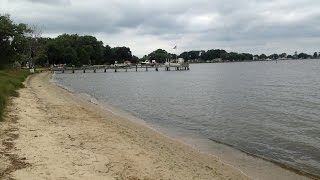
[0,69,29,120]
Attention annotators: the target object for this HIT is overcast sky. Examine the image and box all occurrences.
[1,0,319,57]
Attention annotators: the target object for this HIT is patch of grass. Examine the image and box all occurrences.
[0,69,29,121]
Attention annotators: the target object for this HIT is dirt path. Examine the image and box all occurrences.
[0,72,252,180]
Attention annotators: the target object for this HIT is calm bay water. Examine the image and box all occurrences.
[53,60,320,177]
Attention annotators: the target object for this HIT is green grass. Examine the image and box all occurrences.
[0,69,29,121]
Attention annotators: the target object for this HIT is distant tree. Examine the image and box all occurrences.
[259,54,267,60]
[33,37,51,67]
[131,55,139,64]
[168,53,177,60]
[201,49,226,60]
[103,45,113,64]
[179,51,189,60]
[313,52,318,59]
[179,50,205,60]
[294,51,298,59]
[279,53,287,58]
[241,53,253,61]
[269,54,279,60]
[34,53,48,67]
[77,35,104,65]
[147,49,169,63]
[111,46,132,63]
[77,48,90,65]
[298,53,309,59]
[25,24,43,68]
[287,55,294,59]
[140,55,148,62]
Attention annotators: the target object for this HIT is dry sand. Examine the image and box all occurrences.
[0,72,312,180]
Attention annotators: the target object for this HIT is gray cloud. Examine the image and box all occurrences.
[1,0,320,56]
[14,0,70,5]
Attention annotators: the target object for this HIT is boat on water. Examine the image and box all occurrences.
[140,60,157,66]
[140,60,151,65]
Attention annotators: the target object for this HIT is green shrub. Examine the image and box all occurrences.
[0,69,29,121]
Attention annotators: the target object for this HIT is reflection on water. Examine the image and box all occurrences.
[54,60,320,176]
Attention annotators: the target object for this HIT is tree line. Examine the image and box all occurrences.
[142,49,319,63]
[0,14,138,68]
[1,14,319,68]
[44,34,138,66]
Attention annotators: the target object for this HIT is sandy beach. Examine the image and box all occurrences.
[0,72,250,179]
[0,72,312,180]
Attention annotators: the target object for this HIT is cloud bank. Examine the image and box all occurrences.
[1,0,319,56]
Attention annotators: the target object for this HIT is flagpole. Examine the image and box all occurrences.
[176,47,177,62]
[173,45,177,62]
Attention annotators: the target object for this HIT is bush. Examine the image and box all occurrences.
[0,69,29,121]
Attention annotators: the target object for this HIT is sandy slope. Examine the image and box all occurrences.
[0,72,252,180]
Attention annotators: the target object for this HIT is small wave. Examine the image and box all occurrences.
[75,93,99,105]
[50,73,75,93]
[56,87,149,126]
[49,73,57,84]
[53,83,75,93]
[208,138,320,179]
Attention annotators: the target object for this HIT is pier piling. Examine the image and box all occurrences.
[50,63,189,74]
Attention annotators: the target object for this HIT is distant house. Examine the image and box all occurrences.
[214,58,222,62]
[124,61,131,65]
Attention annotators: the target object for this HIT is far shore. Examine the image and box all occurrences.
[0,72,312,180]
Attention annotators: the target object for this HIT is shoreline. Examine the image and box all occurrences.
[51,72,319,179]
[207,138,320,180]
[0,72,313,179]
[1,72,250,179]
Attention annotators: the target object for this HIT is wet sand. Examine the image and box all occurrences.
[0,72,311,180]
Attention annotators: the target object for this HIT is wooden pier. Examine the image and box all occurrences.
[50,63,190,73]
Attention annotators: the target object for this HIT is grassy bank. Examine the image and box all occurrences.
[0,69,29,121]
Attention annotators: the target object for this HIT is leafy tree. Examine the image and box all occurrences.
[45,34,106,66]
[111,47,132,63]
[179,52,189,60]
[201,49,226,60]
[313,52,318,59]
[298,53,310,59]
[179,50,205,60]
[259,54,267,60]
[279,53,287,58]
[269,54,279,60]
[147,49,169,63]
[131,55,139,64]
[241,53,253,61]
[287,55,294,59]
[35,53,48,67]
[140,55,148,62]
[103,45,114,64]
[0,14,31,66]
